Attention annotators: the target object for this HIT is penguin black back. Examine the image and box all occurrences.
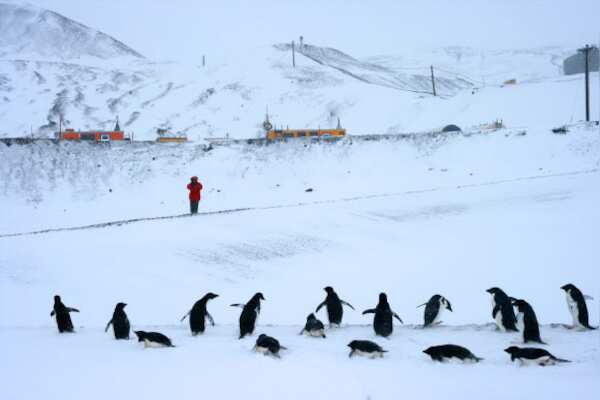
[105,302,130,339]
[184,292,219,335]
[423,344,483,362]
[301,313,326,338]
[504,346,570,365]
[233,292,265,339]
[316,286,354,326]
[486,287,518,332]
[512,299,544,344]
[134,331,174,347]
[50,295,79,333]
[362,292,403,337]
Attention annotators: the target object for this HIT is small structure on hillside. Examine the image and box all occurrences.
[156,128,188,143]
[563,47,599,75]
[442,124,462,133]
[56,117,126,142]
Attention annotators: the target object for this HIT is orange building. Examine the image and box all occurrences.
[57,119,126,142]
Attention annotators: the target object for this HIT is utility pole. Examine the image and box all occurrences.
[430,65,437,96]
[292,40,296,68]
[577,44,596,122]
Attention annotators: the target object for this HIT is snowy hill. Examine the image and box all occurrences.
[0,2,143,60]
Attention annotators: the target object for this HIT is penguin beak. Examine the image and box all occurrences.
[447,303,453,312]
[560,285,567,291]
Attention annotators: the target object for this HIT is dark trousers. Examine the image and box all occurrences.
[190,200,199,214]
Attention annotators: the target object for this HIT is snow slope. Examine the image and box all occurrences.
[1,133,599,400]
[0,2,143,60]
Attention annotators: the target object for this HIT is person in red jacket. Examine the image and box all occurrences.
[187,176,203,214]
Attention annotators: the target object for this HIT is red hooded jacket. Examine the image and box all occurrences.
[187,181,203,201]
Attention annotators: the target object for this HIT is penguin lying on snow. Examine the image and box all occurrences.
[315,286,355,327]
[423,344,483,363]
[300,313,326,338]
[231,292,265,339]
[254,334,286,358]
[486,287,518,332]
[560,284,596,330]
[418,294,452,327]
[512,299,545,344]
[504,346,570,366]
[50,295,79,333]
[347,340,387,359]
[181,292,219,335]
[105,302,130,339]
[134,331,174,348]
[362,292,403,338]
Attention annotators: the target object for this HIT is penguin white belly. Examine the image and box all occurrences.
[432,307,445,325]
[565,294,580,328]
[494,309,506,332]
[254,345,269,355]
[305,329,325,337]
[143,339,167,348]
[354,350,383,359]
[520,356,552,366]
[516,312,525,332]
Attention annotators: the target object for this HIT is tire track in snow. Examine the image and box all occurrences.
[0,168,597,239]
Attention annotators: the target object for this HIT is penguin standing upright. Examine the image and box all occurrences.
[512,299,545,344]
[50,295,79,333]
[181,292,219,335]
[560,284,596,330]
[315,286,354,327]
[231,292,265,339]
[486,287,518,332]
[105,302,130,339]
[418,294,452,327]
[362,292,403,337]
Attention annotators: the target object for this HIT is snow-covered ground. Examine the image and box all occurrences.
[1,1,600,399]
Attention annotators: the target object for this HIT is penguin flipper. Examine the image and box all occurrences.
[180,310,190,322]
[50,310,55,317]
[206,312,215,326]
[341,300,355,310]
[67,307,80,313]
[583,295,594,300]
[416,303,427,308]
[104,319,113,333]
[362,309,376,315]
[230,303,245,308]
[315,300,326,313]
[393,313,404,324]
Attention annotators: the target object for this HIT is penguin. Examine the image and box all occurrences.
[254,334,287,358]
[511,299,545,344]
[134,331,174,348]
[300,313,326,338]
[315,286,355,327]
[50,295,79,333]
[422,344,483,363]
[347,340,387,359]
[560,284,596,330]
[418,294,452,327]
[486,287,518,332]
[231,292,265,339]
[362,292,403,337]
[104,302,130,339]
[504,346,570,366]
[181,292,219,335]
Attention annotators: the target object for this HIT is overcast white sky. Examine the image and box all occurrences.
[13,0,600,63]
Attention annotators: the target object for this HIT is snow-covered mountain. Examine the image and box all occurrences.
[1,2,593,140]
[0,2,143,60]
